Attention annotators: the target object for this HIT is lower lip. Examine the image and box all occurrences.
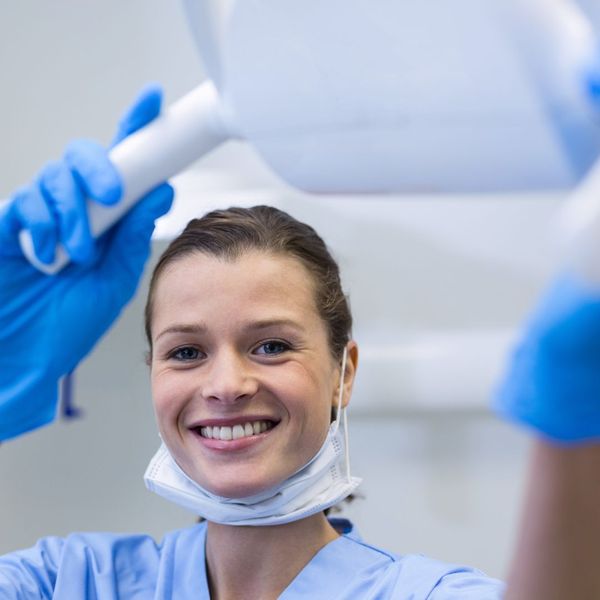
[190,427,276,452]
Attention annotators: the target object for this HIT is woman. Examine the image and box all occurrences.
[0,199,504,598]
[2,87,600,598]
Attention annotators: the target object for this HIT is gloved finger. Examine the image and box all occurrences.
[64,140,122,207]
[10,184,58,265]
[111,83,163,147]
[97,183,174,291]
[39,161,94,264]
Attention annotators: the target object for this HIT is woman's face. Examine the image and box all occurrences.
[150,250,353,498]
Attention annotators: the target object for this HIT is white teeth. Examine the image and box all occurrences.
[220,427,233,441]
[199,420,274,440]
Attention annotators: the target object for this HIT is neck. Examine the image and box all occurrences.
[205,513,339,600]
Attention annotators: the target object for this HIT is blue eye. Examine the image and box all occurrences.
[170,346,201,361]
[255,340,290,356]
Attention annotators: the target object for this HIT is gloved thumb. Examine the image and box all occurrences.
[112,84,163,147]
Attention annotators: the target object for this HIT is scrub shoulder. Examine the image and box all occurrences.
[331,519,504,599]
[0,521,504,599]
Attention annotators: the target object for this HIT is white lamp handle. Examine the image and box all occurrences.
[19,81,232,275]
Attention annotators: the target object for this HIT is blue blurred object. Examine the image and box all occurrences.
[0,86,173,441]
[495,272,600,443]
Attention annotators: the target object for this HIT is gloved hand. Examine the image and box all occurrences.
[0,85,174,441]
[494,272,600,443]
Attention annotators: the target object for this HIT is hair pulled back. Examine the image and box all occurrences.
[144,206,352,359]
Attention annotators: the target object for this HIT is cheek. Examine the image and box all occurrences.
[285,366,335,433]
[151,373,187,429]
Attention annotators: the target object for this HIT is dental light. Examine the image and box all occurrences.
[19,0,600,274]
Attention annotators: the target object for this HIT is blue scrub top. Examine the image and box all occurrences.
[0,519,504,599]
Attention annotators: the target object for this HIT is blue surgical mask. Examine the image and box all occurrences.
[144,347,361,526]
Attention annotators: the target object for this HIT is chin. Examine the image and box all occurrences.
[204,478,275,499]
[192,467,286,499]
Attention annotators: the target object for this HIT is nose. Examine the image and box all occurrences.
[200,348,259,404]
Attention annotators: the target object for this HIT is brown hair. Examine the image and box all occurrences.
[144,205,352,358]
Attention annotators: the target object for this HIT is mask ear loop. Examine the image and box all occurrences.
[332,347,352,483]
[332,347,347,434]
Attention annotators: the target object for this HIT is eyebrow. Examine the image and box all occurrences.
[154,323,208,342]
[245,319,304,333]
[154,319,304,342]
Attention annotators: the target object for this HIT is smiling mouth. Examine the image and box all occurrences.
[196,420,277,441]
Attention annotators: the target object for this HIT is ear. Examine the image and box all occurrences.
[333,340,359,410]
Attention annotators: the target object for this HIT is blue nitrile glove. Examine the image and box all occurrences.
[494,272,600,443]
[0,84,174,441]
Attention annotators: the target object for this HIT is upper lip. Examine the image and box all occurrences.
[188,416,280,429]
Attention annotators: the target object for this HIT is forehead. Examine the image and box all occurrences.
[151,251,321,332]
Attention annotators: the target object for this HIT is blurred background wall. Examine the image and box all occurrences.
[0,0,567,579]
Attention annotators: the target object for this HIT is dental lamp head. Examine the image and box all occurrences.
[20,0,600,274]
